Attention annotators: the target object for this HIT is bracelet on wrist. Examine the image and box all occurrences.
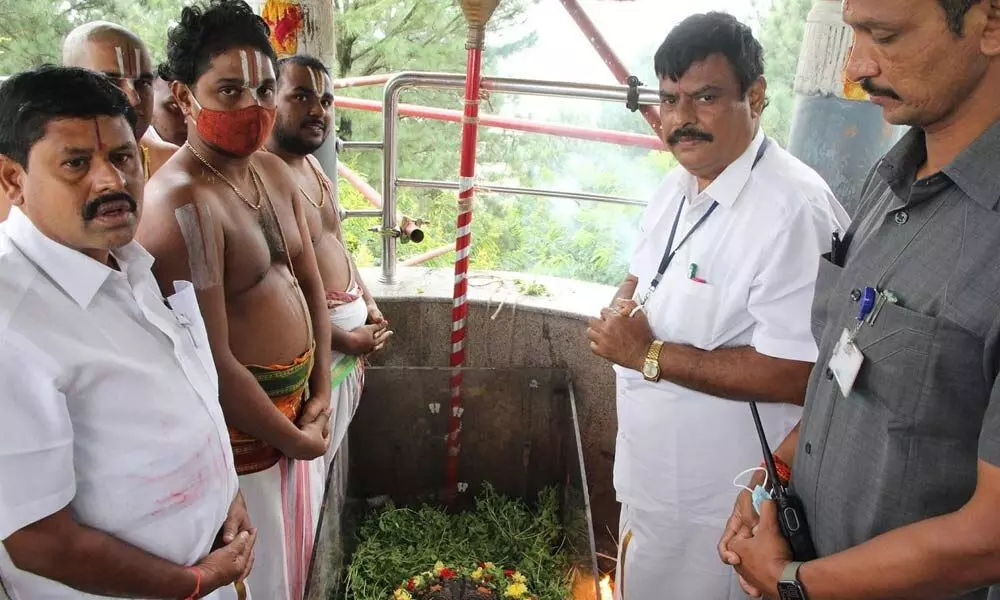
[762,454,792,485]
[183,567,202,600]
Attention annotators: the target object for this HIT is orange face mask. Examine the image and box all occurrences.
[191,95,276,157]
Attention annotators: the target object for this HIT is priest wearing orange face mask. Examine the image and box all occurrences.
[136,1,333,598]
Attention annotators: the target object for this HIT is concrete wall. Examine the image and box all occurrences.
[360,267,621,568]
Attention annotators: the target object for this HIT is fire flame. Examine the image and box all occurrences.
[599,574,614,600]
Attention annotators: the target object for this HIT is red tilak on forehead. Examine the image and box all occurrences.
[247,50,258,86]
[92,118,104,148]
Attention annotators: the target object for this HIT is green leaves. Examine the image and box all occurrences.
[346,485,570,600]
[0,0,185,73]
[755,0,813,148]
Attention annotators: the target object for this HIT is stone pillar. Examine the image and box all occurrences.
[786,0,902,213]
[254,0,339,203]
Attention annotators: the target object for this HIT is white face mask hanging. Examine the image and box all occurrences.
[732,466,772,515]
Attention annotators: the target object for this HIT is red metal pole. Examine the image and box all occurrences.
[447,45,483,496]
[557,0,662,139]
[334,96,664,150]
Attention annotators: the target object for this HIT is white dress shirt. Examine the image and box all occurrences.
[614,129,850,517]
[0,208,237,599]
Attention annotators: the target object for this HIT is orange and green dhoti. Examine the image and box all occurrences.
[234,345,324,600]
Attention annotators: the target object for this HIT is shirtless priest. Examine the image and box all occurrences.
[136,2,333,599]
[265,54,390,468]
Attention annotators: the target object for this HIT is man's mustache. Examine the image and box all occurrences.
[860,78,901,101]
[667,126,714,145]
[301,118,326,130]
[82,192,137,221]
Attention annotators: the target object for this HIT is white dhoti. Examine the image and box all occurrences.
[292,286,366,600]
[240,457,321,600]
[615,504,746,600]
[321,281,368,470]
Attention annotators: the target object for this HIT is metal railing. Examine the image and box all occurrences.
[337,71,662,284]
[395,178,644,207]
[0,70,664,281]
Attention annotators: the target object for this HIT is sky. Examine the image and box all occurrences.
[490,0,763,120]
[494,0,761,83]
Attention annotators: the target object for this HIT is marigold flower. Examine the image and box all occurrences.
[393,589,413,600]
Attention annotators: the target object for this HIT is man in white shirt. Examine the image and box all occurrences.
[0,65,254,599]
[586,13,849,599]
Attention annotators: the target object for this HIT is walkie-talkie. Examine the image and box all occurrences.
[750,401,817,561]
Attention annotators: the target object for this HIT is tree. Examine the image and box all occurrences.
[334,0,534,78]
[333,0,575,277]
[0,0,815,286]
[0,0,186,73]
[339,0,816,286]
[756,0,813,148]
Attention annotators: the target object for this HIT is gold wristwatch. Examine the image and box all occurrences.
[641,340,664,382]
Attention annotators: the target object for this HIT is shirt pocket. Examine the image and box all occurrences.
[854,301,935,431]
[668,279,720,349]
[811,253,845,341]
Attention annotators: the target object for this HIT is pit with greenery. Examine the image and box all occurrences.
[345,485,571,600]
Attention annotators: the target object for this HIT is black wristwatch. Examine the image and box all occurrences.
[777,561,808,600]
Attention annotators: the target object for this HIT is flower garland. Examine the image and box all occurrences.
[392,561,536,600]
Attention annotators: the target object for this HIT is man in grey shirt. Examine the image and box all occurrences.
[717,0,1000,598]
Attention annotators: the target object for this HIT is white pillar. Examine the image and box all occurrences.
[786,0,901,212]
[793,0,864,100]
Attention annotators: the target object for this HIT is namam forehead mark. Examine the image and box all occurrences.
[110,42,143,79]
[215,49,275,99]
[306,67,328,96]
[174,202,222,291]
[87,35,151,81]
[112,45,141,95]
[242,49,271,89]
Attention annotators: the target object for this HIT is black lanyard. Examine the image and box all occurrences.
[643,137,771,301]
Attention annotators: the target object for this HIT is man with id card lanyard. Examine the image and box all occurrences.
[719,0,1000,599]
[586,12,849,599]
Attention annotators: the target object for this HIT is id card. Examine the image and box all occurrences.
[829,329,864,397]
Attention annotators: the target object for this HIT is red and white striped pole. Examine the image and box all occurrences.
[447,0,499,498]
